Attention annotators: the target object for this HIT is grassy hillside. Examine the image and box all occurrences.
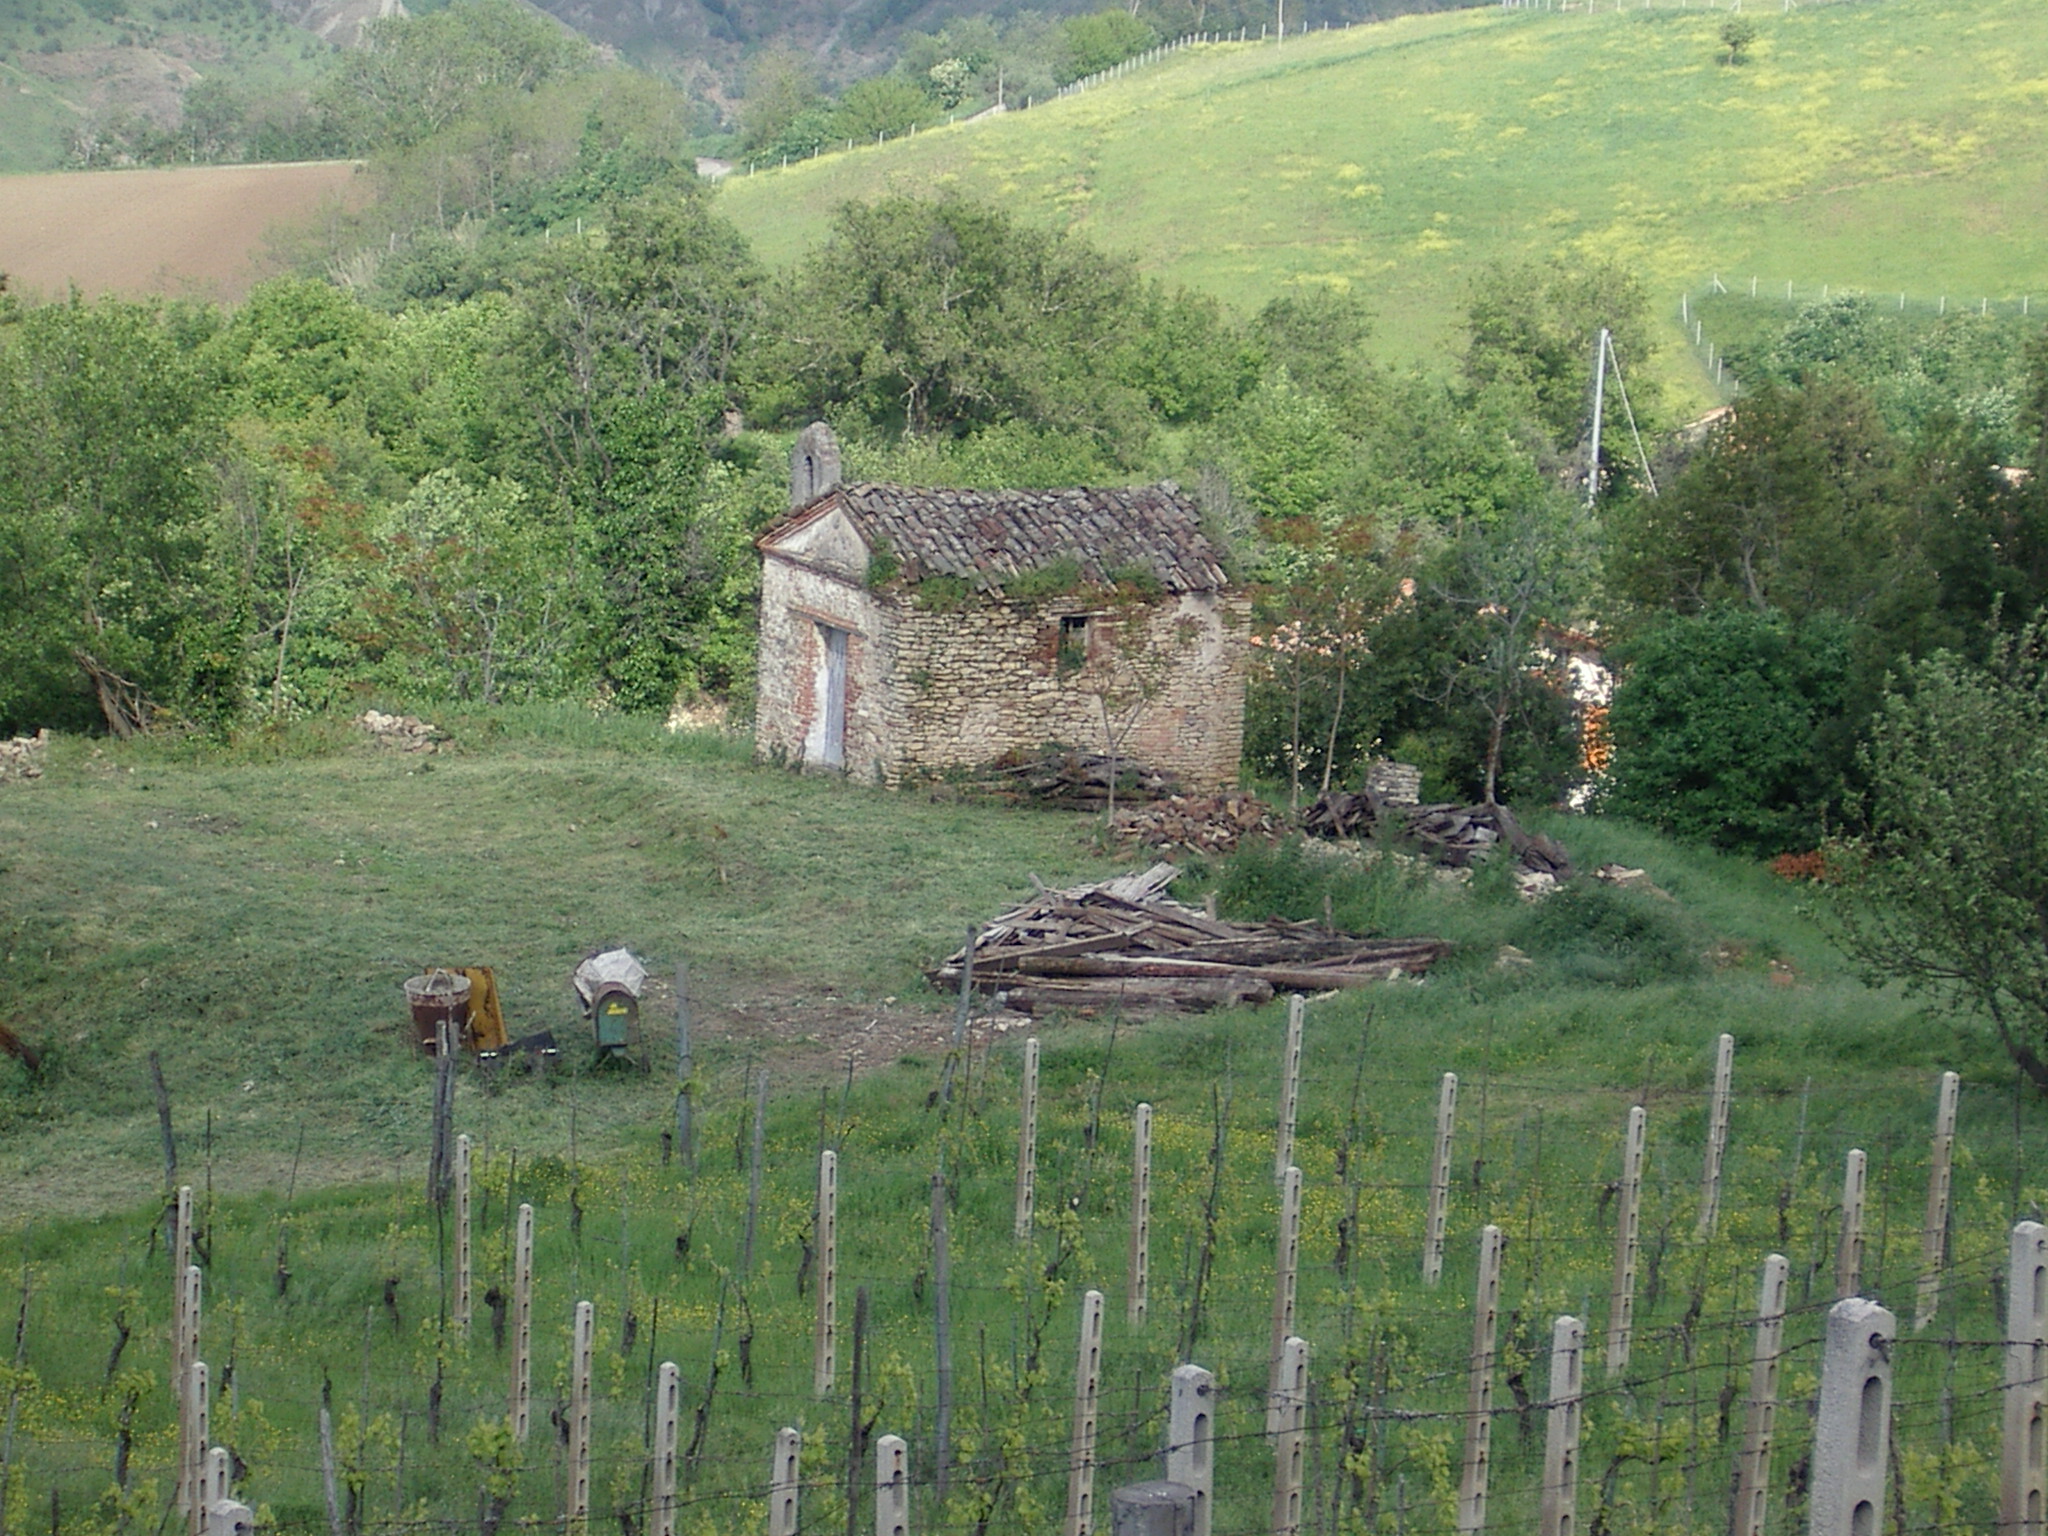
[1,712,2044,1533]
[715,0,2048,401]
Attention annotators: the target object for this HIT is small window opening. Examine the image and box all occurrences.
[1058,614,1090,670]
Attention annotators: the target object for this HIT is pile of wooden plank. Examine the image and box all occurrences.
[930,863,1451,1015]
[970,749,1180,807]
[1304,794,1574,882]
[1112,792,1283,853]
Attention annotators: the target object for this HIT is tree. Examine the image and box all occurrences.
[1720,17,1758,64]
[1603,607,1852,854]
[1832,627,2048,1094]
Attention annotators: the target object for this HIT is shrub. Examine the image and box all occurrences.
[1510,880,1703,987]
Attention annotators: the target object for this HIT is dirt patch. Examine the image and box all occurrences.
[0,160,367,301]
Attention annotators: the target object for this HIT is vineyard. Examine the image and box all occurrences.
[7,991,2044,1535]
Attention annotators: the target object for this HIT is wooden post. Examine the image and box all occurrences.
[1538,1316,1584,1536]
[1605,1106,1646,1378]
[1271,1336,1309,1536]
[743,1069,768,1277]
[769,1427,801,1536]
[1915,1070,1960,1330]
[930,1170,954,1502]
[454,1134,472,1334]
[185,1361,208,1536]
[1424,1073,1457,1286]
[1808,1297,1895,1536]
[1836,1149,1867,1301]
[1696,1033,1734,1240]
[1275,994,1304,1182]
[652,1361,681,1536]
[1733,1254,1791,1536]
[1128,1104,1152,1329]
[1168,1364,1215,1536]
[1457,1225,1503,1534]
[1267,1164,1303,1438]
[510,1203,533,1441]
[567,1300,593,1536]
[815,1149,839,1396]
[1064,1289,1105,1536]
[876,1433,908,1536]
[1016,1037,1040,1242]
[2004,1221,2048,1535]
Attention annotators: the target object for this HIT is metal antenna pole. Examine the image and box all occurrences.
[1585,328,1608,507]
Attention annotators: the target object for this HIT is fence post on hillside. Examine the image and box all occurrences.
[1539,1316,1584,1536]
[175,1267,201,1520]
[172,1188,194,1510]
[511,1203,534,1441]
[815,1149,839,1397]
[1064,1290,1105,1536]
[1809,1297,1896,1536]
[652,1361,680,1536]
[1276,995,1304,1182]
[1424,1074,1458,1287]
[2004,1221,2048,1533]
[1016,1038,1040,1242]
[568,1300,593,1536]
[185,1361,208,1536]
[743,1069,768,1277]
[675,960,695,1175]
[769,1428,801,1536]
[1457,1225,1504,1535]
[1836,1149,1867,1301]
[1168,1365,1216,1536]
[930,1170,954,1502]
[454,1134,472,1334]
[1732,1254,1791,1536]
[1697,1034,1734,1239]
[1129,1104,1152,1328]
[1915,1071,1960,1330]
[1605,1106,1646,1378]
[1267,1165,1304,1439]
[1271,1336,1310,1536]
[876,1433,908,1536]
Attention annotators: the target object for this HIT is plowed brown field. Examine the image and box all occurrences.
[0,161,365,303]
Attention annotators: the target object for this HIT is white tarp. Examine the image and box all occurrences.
[573,948,647,1005]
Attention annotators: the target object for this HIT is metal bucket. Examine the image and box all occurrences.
[403,970,472,1054]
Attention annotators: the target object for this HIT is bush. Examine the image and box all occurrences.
[1510,880,1703,986]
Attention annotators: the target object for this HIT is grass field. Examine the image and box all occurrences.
[0,712,2044,1533]
[714,0,2048,405]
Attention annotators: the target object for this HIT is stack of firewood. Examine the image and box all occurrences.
[972,750,1181,807]
[930,863,1451,1014]
[1112,792,1283,853]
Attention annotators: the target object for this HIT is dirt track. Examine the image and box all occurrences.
[0,160,364,302]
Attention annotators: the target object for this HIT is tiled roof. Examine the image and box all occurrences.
[774,482,1233,593]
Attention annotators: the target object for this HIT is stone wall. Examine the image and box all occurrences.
[882,590,1249,788]
[754,555,887,777]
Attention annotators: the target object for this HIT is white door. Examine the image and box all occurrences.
[806,623,848,768]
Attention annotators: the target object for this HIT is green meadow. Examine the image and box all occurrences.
[717,0,2048,406]
[0,716,2043,1531]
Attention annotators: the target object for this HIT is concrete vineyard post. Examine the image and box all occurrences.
[1836,1149,1867,1301]
[205,1446,230,1509]
[769,1428,801,1536]
[1270,1336,1309,1536]
[652,1362,680,1536]
[1915,1071,1960,1330]
[1539,1316,1584,1536]
[511,1203,534,1441]
[186,1360,208,1536]
[815,1149,839,1397]
[568,1300,593,1536]
[1605,1106,1646,1378]
[876,1433,908,1536]
[1128,1103,1151,1329]
[1167,1364,1215,1536]
[2004,1221,2048,1534]
[1808,1297,1895,1536]
[1275,994,1303,1182]
[1734,1254,1791,1536]
[1457,1225,1503,1534]
[454,1134,472,1334]
[1267,1164,1303,1438]
[176,1266,201,1520]
[1697,1033,1734,1240]
[172,1186,194,1514]
[1016,1038,1040,1243]
[1064,1289,1105,1536]
[1424,1074,1457,1286]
